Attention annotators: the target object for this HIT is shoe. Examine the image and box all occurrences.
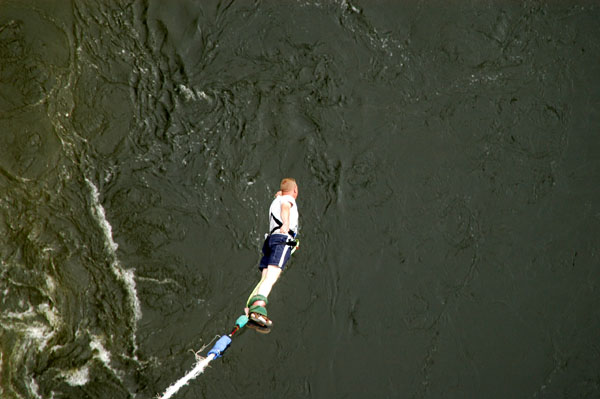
[249,312,273,328]
[246,319,271,334]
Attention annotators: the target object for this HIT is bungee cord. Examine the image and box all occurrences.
[156,315,247,399]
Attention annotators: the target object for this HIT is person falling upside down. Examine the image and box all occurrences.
[245,178,300,332]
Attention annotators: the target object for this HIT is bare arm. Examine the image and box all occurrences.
[279,201,291,234]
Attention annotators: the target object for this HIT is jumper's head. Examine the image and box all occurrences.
[280,178,298,199]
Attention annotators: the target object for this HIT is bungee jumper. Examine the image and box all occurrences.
[245,177,300,332]
[211,177,300,341]
[157,178,300,399]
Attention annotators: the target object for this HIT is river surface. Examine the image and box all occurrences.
[1,1,599,398]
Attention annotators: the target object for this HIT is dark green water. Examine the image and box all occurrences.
[1,1,599,398]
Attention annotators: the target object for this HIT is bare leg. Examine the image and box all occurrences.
[245,266,282,312]
[246,268,268,303]
[245,266,282,329]
[257,265,282,298]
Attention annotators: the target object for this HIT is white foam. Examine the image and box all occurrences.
[4,306,36,319]
[86,178,118,253]
[3,305,60,350]
[178,84,196,101]
[27,376,43,399]
[39,303,60,329]
[118,267,142,322]
[1,303,60,399]
[136,276,179,287]
[54,334,121,387]
[197,90,210,101]
[90,335,112,366]
[25,323,53,348]
[340,0,361,13]
[61,366,90,386]
[45,275,56,294]
[85,178,142,347]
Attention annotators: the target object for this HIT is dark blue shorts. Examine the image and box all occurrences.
[259,234,292,270]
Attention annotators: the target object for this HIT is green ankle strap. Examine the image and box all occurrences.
[247,294,268,308]
[248,305,268,317]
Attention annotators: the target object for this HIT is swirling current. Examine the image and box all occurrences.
[1,1,599,398]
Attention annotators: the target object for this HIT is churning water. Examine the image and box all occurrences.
[1,1,599,398]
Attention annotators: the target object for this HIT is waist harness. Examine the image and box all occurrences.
[270,212,297,238]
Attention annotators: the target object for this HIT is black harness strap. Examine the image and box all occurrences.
[270,212,296,237]
[270,212,282,234]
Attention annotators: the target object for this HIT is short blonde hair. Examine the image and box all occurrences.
[280,178,297,193]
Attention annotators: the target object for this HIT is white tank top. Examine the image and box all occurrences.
[268,195,299,236]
